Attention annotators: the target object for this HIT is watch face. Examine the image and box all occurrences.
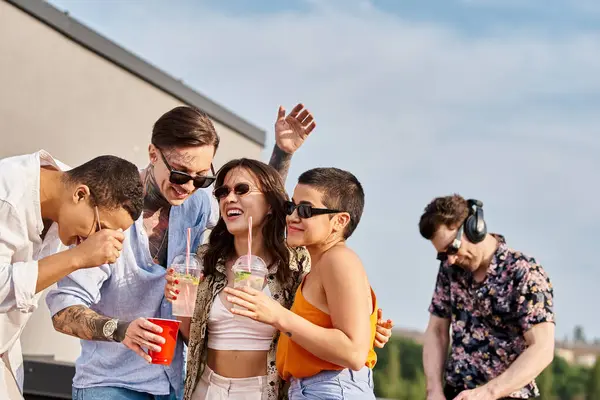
[103,319,118,338]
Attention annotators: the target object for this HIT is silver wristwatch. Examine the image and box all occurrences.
[102,318,119,341]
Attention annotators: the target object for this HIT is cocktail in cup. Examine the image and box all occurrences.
[232,255,267,316]
[171,253,202,317]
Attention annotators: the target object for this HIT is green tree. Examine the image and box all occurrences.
[397,337,424,381]
[553,355,589,400]
[574,326,587,344]
[374,341,405,398]
[585,357,600,400]
[403,369,427,400]
[536,365,554,400]
[374,336,429,399]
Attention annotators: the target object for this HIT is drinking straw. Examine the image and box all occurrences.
[247,216,253,272]
[186,227,191,275]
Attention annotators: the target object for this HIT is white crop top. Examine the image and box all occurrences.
[207,285,277,351]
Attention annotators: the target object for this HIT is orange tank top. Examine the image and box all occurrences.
[276,278,378,381]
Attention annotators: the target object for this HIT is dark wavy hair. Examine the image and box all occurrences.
[202,158,291,284]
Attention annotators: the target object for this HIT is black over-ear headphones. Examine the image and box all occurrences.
[464,199,487,244]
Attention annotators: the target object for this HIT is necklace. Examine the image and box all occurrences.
[150,229,168,264]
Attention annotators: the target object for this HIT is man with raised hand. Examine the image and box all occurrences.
[46,103,316,400]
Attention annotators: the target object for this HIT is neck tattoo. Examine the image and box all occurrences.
[143,165,171,266]
[144,165,170,212]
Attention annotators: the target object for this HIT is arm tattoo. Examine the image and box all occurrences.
[52,305,113,341]
[268,144,293,184]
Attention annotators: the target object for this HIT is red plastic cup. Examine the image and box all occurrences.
[147,318,180,365]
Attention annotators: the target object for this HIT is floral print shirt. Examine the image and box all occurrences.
[184,245,311,400]
[429,234,555,399]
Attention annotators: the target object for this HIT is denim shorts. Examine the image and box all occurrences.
[72,386,177,400]
[288,367,376,399]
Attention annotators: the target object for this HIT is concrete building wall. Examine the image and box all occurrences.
[0,0,264,363]
[0,0,262,167]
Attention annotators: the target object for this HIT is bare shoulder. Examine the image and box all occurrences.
[319,245,367,280]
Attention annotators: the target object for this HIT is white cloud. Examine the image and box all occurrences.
[459,0,600,15]
[49,0,600,337]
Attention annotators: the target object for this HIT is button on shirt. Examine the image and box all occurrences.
[46,187,212,399]
[0,150,70,394]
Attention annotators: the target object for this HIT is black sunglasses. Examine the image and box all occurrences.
[284,201,343,219]
[159,150,216,189]
[436,224,464,261]
[213,183,260,200]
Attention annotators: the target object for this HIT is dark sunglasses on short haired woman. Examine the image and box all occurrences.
[159,150,216,189]
[284,201,343,219]
[213,183,260,200]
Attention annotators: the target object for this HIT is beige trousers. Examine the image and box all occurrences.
[1,355,23,400]
[191,365,267,400]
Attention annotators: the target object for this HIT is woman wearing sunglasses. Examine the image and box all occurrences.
[224,167,380,399]
[165,160,391,400]
[165,158,308,400]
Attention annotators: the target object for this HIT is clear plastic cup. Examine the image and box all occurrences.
[232,255,267,316]
[171,253,203,317]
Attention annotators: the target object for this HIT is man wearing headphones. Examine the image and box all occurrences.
[419,194,555,400]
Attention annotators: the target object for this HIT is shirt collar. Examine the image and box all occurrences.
[34,150,69,235]
[487,233,508,275]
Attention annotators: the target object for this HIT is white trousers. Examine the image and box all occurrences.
[0,355,23,400]
[191,365,267,400]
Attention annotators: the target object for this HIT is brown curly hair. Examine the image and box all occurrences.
[419,194,469,240]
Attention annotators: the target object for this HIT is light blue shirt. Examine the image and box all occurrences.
[46,189,212,399]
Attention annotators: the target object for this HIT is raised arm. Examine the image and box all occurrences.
[268,103,316,182]
[268,146,293,183]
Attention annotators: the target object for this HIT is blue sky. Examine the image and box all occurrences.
[48,0,600,340]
